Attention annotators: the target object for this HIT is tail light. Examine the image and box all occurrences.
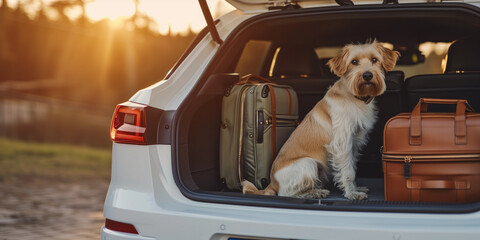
[110,101,174,145]
[105,218,138,234]
[110,102,147,145]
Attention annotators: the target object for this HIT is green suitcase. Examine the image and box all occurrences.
[220,74,299,190]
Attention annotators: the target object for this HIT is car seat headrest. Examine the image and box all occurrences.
[445,38,480,73]
[272,46,320,78]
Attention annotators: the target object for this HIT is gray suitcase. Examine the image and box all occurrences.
[220,74,299,190]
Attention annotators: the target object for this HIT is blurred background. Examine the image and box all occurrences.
[0,0,233,149]
[0,0,233,238]
[0,0,234,180]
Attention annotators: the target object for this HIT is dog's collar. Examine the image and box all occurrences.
[354,95,375,104]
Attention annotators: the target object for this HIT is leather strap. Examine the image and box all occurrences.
[410,98,473,145]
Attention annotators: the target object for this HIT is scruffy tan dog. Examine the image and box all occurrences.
[242,40,400,200]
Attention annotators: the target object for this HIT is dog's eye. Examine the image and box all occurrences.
[351,60,359,65]
[372,58,378,63]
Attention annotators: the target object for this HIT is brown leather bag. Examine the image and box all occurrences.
[382,98,480,203]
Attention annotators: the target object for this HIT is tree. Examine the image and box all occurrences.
[50,0,72,23]
[1,0,7,10]
[71,0,92,26]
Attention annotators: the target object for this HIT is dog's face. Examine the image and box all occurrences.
[328,41,400,98]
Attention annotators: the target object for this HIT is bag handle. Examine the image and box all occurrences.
[410,98,474,145]
[407,179,470,202]
[237,74,275,85]
[415,98,474,112]
[407,179,470,190]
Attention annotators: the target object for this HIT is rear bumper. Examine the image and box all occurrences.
[103,144,480,240]
[103,202,480,240]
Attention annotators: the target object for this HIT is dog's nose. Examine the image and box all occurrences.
[362,71,373,81]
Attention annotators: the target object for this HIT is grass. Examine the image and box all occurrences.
[0,138,111,184]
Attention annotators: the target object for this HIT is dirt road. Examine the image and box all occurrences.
[0,181,108,240]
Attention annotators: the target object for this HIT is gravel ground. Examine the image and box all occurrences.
[0,180,108,240]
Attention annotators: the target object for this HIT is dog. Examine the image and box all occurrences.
[242,40,400,200]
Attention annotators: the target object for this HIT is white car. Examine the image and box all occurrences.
[102,0,480,239]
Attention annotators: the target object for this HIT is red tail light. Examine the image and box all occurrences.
[110,102,147,145]
[105,218,139,234]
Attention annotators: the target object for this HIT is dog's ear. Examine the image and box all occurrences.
[375,43,400,71]
[327,47,349,77]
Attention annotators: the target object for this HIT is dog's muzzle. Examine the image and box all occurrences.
[362,71,373,82]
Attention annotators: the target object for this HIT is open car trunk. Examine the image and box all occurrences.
[174,3,480,213]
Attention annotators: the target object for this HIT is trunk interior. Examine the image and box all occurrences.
[174,3,480,212]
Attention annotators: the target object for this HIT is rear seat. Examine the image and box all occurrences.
[358,71,405,178]
[405,73,480,112]
[270,46,338,120]
[269,45,406,178]
[405,38,480,112]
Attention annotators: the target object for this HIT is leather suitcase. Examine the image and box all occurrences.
[382,98,480,203]
[220,74,298,190]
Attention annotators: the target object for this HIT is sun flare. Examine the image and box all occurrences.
[86,0,136,21]
[5,0,235,35]
[84,0,234,34]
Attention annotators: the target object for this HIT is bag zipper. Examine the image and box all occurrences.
[382,154,480,161]
[383,154,480,179]
[237,88,249,183]
[404,155,411,179]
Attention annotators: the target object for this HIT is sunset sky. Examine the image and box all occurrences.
[3,0,235,35]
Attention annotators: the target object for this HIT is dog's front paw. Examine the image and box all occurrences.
[315,189,331,198]
[345,191,368,200]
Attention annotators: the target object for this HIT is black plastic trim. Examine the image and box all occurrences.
[181,189,480,214]
[142,106,175,145]
[172,2,480,214]
[155,110,176,145]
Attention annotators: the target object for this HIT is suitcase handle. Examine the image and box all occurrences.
[410,98,474,145]
[237,74,276,85]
